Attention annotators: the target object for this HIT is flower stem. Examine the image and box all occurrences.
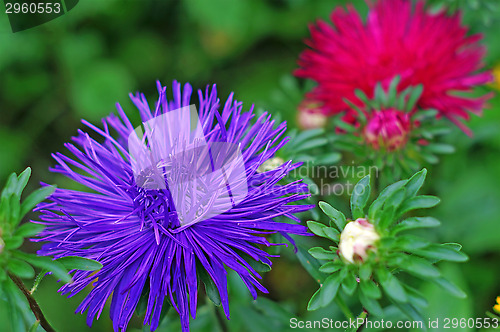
[335,297,354,320]
[8,273,56,332]
[213,305,228,332]
[356,310,368,332]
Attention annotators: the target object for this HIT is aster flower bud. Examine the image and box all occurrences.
[338,218,379,263]
[306,170,468,319]
[363,109,411,151]
[0,236,4,255]
[297,99,327,130]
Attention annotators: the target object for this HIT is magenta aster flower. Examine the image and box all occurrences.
[295,0,493,134]
[34,81,312,331]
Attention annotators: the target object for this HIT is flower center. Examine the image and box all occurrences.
[363,109,411,151]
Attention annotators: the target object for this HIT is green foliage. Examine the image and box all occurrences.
[330,77,456,183]
[0,168,102,331]
[305,169,468,327]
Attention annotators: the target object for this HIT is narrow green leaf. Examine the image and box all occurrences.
[319,261,343,273]
[387,75,401,106]
[376,268,407,303]
[384,187,406,211]
[319,201,346,230]
[432,277,466,298]
[11,251,71,283]
[307,221,328,237]
[8,194,21,226]
[15,167,31,197]
[414,244,468,262]
[307,288,322,311]
[424,143,455,154]
[2,172,18,198]
[296,245,325,284]
[393,302,427,330]
[351,175,371,219]
[368,180,407,221]
[14,222,45,238]
[404,168,427,199]
[4,236,24,250]
[341,273,358,296]
[360,279,381,299]
[398,195,440,215]
[57,256,103,271]
[199,267,221,306]
[308,247,336,260]
[403,284,428,308]
[359,291,383,317]
[7,258,35,279]
[399,256,440,279]
[320,273,342,307]
[359,264,372,281]
[395,235,430,251]
[28,320,40,332]
[405,84,423,112]
[20,185,56,217]
[391,217,440,235]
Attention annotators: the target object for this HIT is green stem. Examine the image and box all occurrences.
[356,310,368,332]
[30,269,47,294]
[8,273,56,332]
[346,309,368,332]
[335,296,354,320]
[213,304,228,332]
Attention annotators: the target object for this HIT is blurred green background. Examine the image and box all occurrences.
[0,0,499,331]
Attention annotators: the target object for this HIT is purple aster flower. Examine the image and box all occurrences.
[34,81,312,331]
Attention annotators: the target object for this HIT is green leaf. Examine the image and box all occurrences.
[398,195,440,215]
[28,320,40,332]
[424,143,455,154]
[360,279,381,299]
[405,84,423,112]
[413,244,469,262]
[319,261,343,273]
[431,277,467,298]
[341,272,358,296]
[7,258,35,279]
[359,291,383,317]
[15,167,31,197]
[20,185,56,217]
[403,284,428,308]
[399,256,441,279]
[307,288,322,311]
[351,175,371,219]
[368,180,407,221]
[404,168,427,199]
[8,194,21,226]
[395,235,430,251]
[296,245,325,284]
[199,267,221,306]
[376,268,407,303]
[391,217,441,235]
[307,221,328,237]
[295,138,328,152]
[387,75,401,106]
[2,172,18,198]
[57,256,103,271]
[4,236,24,250]
[393,302,426,330]
[11,251,71,283]
[359,264,372,281]
[319,201,346,230]
[319,272,342,307]
[308,247,336,260]
[14,222,45,238]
